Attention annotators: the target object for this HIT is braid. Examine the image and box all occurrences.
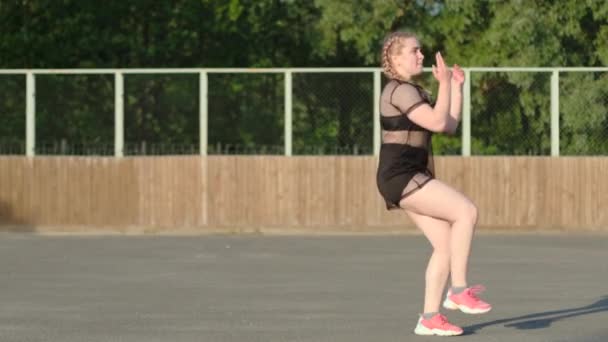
[381,31,417,81]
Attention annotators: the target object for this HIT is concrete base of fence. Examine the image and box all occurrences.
[1,224,606,236]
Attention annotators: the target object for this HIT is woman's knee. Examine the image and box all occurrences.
[434,245,452,259]
[462,200,478,226]
[431,238,452,256]
[451,199,478,226]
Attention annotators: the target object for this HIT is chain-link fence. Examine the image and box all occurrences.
[36,74,115,156]
[0,74,25,155]
[471,72,552,155]
[292,72,374,155]
[559,72,608,155]
[1,68,607,156]
[207,73,284,155]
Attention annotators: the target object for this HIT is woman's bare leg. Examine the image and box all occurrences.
[405,210,451,313]
[400,179,478,289]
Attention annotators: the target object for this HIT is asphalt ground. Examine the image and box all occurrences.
[0,232,606,342]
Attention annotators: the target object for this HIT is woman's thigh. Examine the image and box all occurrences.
[399,179,476,224]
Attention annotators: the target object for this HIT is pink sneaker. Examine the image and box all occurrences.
[443,285,492,314]
[414,313,463,336]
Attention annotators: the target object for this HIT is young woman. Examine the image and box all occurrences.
[376,31,491,337]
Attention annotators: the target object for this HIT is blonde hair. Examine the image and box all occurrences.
[381,31,417,81]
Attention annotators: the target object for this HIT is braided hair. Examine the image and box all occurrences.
[381,31,417,81]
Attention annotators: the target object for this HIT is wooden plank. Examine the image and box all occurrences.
[1,156,608,232]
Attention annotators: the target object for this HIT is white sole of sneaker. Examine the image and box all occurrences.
[414,323,463,336]
[443,297,492,314]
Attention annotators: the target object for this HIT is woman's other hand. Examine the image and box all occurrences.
[451,64,465,86]
[432,52,451,84]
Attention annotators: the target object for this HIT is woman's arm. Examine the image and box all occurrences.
[445,65,465,134]
[407,52,452,133]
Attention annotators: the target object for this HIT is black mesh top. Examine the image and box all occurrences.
[376,80,435,209]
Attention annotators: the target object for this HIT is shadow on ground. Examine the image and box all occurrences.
[464,295,608,334]
[0,200,35,232]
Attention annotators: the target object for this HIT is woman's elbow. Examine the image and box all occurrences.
[442,118,459,134]
[434,120,456,134]
[424,114,457,133]
[427,120,450,133]
[443,125,458,135]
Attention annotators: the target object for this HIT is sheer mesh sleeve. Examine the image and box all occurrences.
[391,84,426,115]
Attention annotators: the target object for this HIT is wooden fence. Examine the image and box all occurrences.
[0,156,606,233]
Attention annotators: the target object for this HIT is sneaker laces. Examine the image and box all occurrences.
[465,284,486,301]
[435,314,452,328]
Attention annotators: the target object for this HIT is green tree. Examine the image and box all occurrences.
[1,0,607,155]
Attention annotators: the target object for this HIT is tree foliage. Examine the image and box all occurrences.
[0,0,607,155]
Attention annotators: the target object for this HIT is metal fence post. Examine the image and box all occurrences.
[551,70,560,156]
[114,72,124,157]
[200,71,208,156]
[373,70,381,156]
[26,72,36,157]
[462,69,472,156]
[284,70,293,156]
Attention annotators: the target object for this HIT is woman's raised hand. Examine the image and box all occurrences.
[451,64,465,85]
[432,52,451,84]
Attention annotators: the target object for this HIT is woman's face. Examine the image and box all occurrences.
[391,37,424,79]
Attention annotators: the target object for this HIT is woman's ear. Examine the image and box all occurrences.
[390,54,400,67]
